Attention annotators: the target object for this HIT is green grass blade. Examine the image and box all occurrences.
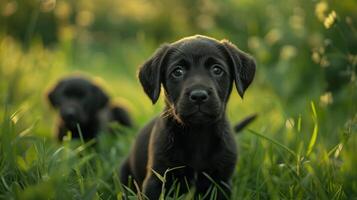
[151,169,165,183]
[202,172,229,200]
[307,101,319,156]
[297,114,302,132]
[248,129,297,157]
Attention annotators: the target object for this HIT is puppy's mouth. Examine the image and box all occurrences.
[186,107,214,117]
[61,115,87,129]
[63,119,80,128]
[178,105,220,123]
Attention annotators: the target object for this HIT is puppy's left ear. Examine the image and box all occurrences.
[138,44,170,104]
[221,40,256,98]
[92,85,109,109]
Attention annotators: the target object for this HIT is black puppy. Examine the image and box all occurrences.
[120,35,256,199]
[48,76,132,141]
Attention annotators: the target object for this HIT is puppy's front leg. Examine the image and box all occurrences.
[142,173,163,200]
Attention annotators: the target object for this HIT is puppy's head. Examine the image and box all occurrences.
[139,35,256,125]
[48,76,109,128]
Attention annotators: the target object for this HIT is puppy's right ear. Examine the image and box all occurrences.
[47,82,62,108]
[138,44,170,104]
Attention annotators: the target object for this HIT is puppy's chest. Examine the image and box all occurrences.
[172,133,221,170]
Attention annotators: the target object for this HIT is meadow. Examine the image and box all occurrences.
[0,0,356,199]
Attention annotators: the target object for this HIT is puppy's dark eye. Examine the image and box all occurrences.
[171,66,185,78]
[211,65,224,77]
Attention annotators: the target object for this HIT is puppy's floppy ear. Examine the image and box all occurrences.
[221,40,256,98]
[47,81,63,107]
[92,84,109,109]
[138,44,170,104]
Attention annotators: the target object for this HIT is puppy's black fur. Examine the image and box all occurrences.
[120,35,256,199]
[48,76,132,141]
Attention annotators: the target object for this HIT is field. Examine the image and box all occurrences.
[0,0,356,199]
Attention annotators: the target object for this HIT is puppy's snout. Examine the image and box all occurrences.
[61,107,77,121]
[189,89,209,104]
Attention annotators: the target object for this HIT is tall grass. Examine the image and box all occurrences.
[1,95,354,199]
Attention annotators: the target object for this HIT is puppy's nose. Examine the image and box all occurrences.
[189,89,209,104]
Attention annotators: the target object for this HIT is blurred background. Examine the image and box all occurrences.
[0,0,356,199]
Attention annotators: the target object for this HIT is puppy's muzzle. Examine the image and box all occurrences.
[189,89,209,104]
[61,107,79,122]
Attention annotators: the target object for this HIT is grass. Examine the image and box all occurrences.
[0,35,356,200]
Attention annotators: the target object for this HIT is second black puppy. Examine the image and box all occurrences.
[48,76,132,141]
[120,35,256,199]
